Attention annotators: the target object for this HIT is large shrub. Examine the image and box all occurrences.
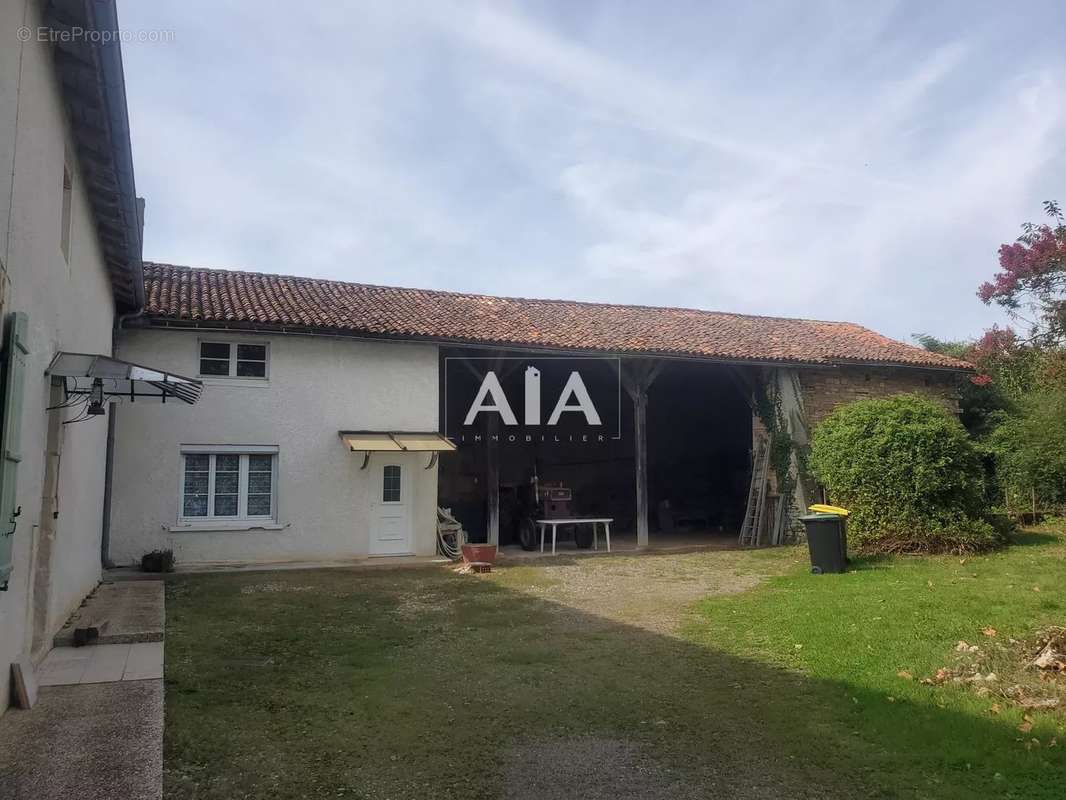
[809,394,1001,554]
[991,390,1066,506]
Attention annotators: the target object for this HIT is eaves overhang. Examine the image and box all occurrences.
[129,316,975,374]
[43,0,144,312]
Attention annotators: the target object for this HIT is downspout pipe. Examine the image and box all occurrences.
[102,302,144,568]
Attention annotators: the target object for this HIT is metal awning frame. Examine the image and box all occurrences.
[47,352,204,406]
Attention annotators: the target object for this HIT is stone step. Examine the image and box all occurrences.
[54,581,164,648]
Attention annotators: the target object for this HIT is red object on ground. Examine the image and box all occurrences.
[461,544,498,565]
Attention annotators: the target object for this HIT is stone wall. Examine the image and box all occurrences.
[799,365,961,428]
[746,364,964,517]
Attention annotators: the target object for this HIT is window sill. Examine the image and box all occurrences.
[167,521,289,533]
[198,377,270,388]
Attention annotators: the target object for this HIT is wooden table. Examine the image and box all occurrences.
[536,517,613,555]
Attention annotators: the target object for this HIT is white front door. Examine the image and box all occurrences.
[370,462,411,555]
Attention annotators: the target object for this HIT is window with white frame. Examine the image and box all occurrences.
[198,341,268,378]
[180,449,277,521]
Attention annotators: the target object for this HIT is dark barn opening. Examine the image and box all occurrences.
[646,361,751,539]
[438,348,752,551]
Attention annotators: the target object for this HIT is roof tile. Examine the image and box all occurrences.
[142,263,971,370]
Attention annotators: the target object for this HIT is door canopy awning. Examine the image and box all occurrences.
[339,431,456,469]
[47,352,203,405]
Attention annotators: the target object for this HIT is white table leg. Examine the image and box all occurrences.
[539,523,545,553]
[552,524,557,555]
[605,521,611,553]
[593,521,599,551]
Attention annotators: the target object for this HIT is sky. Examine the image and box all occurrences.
[118,1,1065,343]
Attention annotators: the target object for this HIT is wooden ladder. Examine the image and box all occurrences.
[738,438,771,546]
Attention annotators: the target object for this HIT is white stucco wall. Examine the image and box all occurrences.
[110,329,441,565]
[0,0,117,714]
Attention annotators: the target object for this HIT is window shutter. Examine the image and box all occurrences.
[0,312,28,591]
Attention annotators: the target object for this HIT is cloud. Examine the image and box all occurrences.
[117,0,1066,340]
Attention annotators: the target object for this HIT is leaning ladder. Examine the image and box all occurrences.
[739,438,771,546]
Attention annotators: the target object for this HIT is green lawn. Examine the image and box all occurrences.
[165,526,1066,799]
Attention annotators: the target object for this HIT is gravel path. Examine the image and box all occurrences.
[493,549,787,635]
[503,737,707,800]
[490,550,838,799]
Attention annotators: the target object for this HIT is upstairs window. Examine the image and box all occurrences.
[198,341,268,378]
[60,160,73,262]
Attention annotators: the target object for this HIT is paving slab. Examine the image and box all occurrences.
[36,646,92,686]
[38,643,165,686]
[0,680,162,800]
[124,642,164,681]
[81,644,131,684]
[54,580,164,647]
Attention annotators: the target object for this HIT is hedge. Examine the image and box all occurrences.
[809,394,1003,554]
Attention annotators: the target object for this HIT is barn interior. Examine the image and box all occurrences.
[438,349,753,551]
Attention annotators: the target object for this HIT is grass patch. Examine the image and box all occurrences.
[165,530,1066,799]
[687,523,1066,797]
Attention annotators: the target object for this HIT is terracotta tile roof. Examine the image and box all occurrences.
[141,263,971,370]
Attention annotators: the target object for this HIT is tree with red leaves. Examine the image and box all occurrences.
[978,201,1066,345]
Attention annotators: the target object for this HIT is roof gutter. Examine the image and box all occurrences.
[90,0,144,312]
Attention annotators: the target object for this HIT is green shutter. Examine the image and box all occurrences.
[0,312,28,591]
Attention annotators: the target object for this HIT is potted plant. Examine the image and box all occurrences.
[460,541,498,565]
[140,549,175,573]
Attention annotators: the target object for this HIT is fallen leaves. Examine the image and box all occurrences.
[1017,696,1059,710]
[1030,627,1066,672]
[982,627,998,638]
[896,670,913,680]
[920,668,953,686]
[1017,715,1034,734]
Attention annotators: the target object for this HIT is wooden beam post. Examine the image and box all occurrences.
[470,353,518,546]
[486,413,500,545]
[618,359,664,549]
[633,385,649,547]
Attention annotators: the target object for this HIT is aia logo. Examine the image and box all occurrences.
[464,366,600,426]
[443,356,621,444]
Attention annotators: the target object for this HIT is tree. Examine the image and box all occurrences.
[991,391,1066,507]
[978,201,1066,345]
[913,333,1012,439]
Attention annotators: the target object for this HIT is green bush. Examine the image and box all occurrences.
[990,390,1066,506]
[810,394,1003,554]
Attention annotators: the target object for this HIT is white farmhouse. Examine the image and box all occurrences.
[0,0,196,716]
[108,263,970,568]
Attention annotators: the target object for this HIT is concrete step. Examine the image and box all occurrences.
[54,581,164,648]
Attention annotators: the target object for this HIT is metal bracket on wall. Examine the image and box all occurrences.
[424,452,439,470]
